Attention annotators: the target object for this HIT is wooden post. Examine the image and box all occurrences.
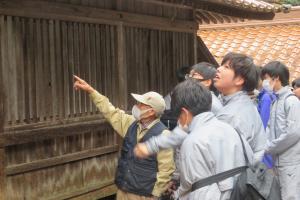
[117,22,128,110]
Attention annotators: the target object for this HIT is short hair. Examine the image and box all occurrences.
[171,80,212,118]
[176,65,191,82]
[261,61,290,86]
[192,62,217,80]
[292,77,300,89]
[221,52,258,92]
[192,62,218,94]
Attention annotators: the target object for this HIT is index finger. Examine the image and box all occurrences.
[73,75,84,82]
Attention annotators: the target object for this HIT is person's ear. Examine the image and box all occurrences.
[202,79,212,88]
[233,75,244,87]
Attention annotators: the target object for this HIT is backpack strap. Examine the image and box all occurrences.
[191,131,249,192]
[191,166,247,192]
[284,93,296,114]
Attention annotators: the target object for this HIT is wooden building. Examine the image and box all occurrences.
[0,0,284,199]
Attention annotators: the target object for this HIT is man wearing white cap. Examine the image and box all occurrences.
[73,75,175,200]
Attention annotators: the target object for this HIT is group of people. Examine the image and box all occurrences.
[73,52,300,200]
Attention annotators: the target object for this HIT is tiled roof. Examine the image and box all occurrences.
[198,22,300,80]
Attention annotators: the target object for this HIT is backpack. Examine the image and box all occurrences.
[160,109,177,130]
[191,132,281,200]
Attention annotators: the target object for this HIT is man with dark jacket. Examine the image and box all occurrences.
[73,75,175,200]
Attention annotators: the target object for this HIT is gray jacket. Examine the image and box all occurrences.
[266,86,300,166]
[211,92,223,114]
[216,91,266,162]
[146,92,222,180]
[173,112,253,200]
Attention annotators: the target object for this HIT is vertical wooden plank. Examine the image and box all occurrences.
[0,16,9,126]
[42,19,51,121]
[49,20,58,120]
[117,23,127,110]
[158,30,162,92]
[7,16,18,124]
[15,17,26,124]
[110,26,117,105]
[78,23,85,115]
[35,19,43,122]
[55,20,64,119]
[0,16,5,198]
[84,23,92,114]
[135,28,141,92]
[73,22,80,116]
[89,24,97,113]
[149,29,154,92]
[5,174,25,200]
[68,22,75,117]
[27,18,37,122]
[105,24,112,100]
[161,31,167,93]
[95,24,102,101]
[62,21,70,118]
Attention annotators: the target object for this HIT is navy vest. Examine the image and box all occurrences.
[115,121,166,196]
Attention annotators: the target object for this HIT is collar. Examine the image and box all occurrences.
[220,91,246,106]
[138,118,160,130]
[275,86,291,99]
[189,112,215,132]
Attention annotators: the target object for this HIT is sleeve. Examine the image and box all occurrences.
[152,130,176,197]
[266,97,300,155]
[90,91,135,138]
[259,95,272,129]
[145,127,187,154]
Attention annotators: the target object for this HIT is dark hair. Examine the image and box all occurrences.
[192,62,217,80]
[221,52,258,92]
[292,77,300,89]
[171,80,212,118]
[261,61,290,86]
[176,65,191,82]
[192,62,218,94]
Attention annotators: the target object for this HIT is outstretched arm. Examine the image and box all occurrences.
[134,127,187,158]
[73,75,135,137]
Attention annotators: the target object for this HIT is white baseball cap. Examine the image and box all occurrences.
[131,91,166,115]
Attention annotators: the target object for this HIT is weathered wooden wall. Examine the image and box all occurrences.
[0,0,213,199]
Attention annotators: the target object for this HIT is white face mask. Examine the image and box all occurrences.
[262,79,274,92]
[131,105,151,120]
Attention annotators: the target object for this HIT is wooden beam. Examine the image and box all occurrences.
[136,0,194,10]
[69,183,117,200]
[0,117,109,147]
[0,0,197,33]
[5,145,119,176]
[198,18,300,30]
